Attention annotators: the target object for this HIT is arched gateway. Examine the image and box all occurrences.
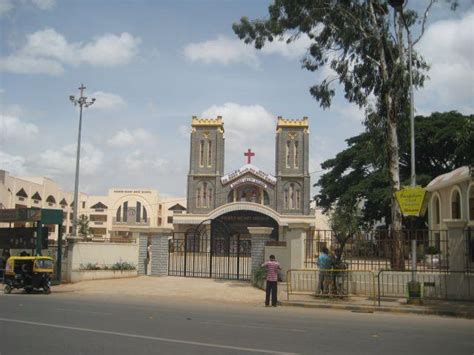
[170,115,314,280]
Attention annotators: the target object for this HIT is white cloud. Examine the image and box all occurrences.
[183,34,312,67]
[261,35,311,59]
[37,143,103,175]
[0,114,39,144]
[0,28,141,75]
[0,0,13,16]
[90,91,126,110]
[0,0,54,15]
[201,103,276,170]
[0,151,27,175]
[418,11,474,111]
[31,0,55,10]
[184,35,259,67]
[124,150,167,172]
[107,129,154,147]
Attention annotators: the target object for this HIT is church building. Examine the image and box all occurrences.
[173,115,315,244]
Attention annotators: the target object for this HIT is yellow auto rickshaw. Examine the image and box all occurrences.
[3,256,54,294]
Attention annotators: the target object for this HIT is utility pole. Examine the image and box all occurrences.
[69,84,95,237]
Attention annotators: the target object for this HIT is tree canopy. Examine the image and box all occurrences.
[316,111,473,227]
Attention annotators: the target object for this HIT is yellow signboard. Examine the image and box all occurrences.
[395,187,427,217]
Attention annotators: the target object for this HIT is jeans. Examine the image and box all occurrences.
[265,280,278,306]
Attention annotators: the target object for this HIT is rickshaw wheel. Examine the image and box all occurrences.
[4,284,12,294]
[25,287,33,294]
[43,286,51,295]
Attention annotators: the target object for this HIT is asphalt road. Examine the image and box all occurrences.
[0,292,473,355]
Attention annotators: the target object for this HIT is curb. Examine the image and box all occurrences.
[280,301,474,319]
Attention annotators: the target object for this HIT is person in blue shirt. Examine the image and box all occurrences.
[316,246,332,294]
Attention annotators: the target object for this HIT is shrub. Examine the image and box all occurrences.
[425,246,440,255]
[111,262,136,271]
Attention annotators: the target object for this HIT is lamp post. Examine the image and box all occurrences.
[69,84,95,237]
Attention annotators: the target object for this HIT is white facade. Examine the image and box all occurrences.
[0,169,185,240]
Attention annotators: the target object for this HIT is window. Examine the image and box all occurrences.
[196,182,212,208]
[286,141,291,167]
[451,189,461,219]
[167,216,173,224]
[143,207,147,223]
[196,187,201,207]
[116,206,121,222]
[123,201,128,222]
[82,201,85,209]
[432,195,441,225]
[294,141,299,168]
[136,202,141,222]
[208,186,213,207]
[207,140,212,167]
[199,140,205,167]
[157,217,162,226]
[285,182,301,210]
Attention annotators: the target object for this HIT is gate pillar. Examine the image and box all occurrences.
[137,234,148,276]
[150,234,170,276]
[248,227,273,275]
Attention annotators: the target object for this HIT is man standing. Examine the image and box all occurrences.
[317,246,332,294]
[262,254,281,307]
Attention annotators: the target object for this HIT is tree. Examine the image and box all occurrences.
[316,111,473,226]
[77,214,90,239]
[233,0,455,268]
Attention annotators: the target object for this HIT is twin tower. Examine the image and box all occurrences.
[186,116,311,216]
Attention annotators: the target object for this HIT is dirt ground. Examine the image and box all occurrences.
[54,276,273,305]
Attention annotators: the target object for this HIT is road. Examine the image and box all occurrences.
[0,292,473,355]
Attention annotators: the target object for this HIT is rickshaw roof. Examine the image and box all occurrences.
[7,256,53,261]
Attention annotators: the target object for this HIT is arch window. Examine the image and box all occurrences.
[286,141,291,167]
[451,188,461,219]
[432,194,441,225]
[294,141,299,168]
[116,206,122,222]
[284,182,301,210]
[199,140,205,167]
[196,182,213,208]
[207,140,212,167]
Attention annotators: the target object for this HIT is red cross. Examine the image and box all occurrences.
[244,148,255,164]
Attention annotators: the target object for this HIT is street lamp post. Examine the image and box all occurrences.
[69,84,95,238]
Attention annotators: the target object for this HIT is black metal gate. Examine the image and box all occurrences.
[168,220,251,280]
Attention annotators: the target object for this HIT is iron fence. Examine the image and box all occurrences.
[305,229,450,272]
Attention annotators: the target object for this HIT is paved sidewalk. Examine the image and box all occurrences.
[280,287,474,319]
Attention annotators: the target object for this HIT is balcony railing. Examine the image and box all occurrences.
[112,217,150,226]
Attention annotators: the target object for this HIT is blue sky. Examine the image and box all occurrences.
[1,0,473,198]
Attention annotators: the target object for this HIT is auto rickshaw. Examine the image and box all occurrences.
[3,256,54,294]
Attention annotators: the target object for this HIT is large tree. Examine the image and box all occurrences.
[233,0,455,268]
[316,111,474,227]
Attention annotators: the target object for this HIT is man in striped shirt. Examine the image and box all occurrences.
[262,255,281,307]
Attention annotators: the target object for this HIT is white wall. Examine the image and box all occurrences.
[68,242,138,270]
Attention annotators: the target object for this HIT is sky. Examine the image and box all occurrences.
[0,0,473,199]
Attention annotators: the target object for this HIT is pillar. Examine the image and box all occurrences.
[137,233,148,276]
[248,227,273,274]
[150,234,170,276]
[445,220,467,272]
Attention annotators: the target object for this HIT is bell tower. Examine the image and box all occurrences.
[275,116,310,215]
[187,116,225,214]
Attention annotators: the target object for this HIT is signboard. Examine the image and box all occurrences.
[395,187,427,217]
[0,227,49,249]
[0,208,42,223]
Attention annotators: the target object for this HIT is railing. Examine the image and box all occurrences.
[306,229,450,272]
[112,217,149,226]
[286,269,376,304]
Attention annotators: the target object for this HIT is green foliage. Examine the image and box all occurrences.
[79,262,136,271]
[317,112,473,227]
[78,214,90,238]
[253,266,267,283]
[111,262,136,271]
[425,246,440,255]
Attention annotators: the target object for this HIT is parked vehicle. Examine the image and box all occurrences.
[3,256,53,294]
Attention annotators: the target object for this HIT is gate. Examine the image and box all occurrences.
[168,219,251,280]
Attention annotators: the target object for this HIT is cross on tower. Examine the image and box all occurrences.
[244,148,255,164]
